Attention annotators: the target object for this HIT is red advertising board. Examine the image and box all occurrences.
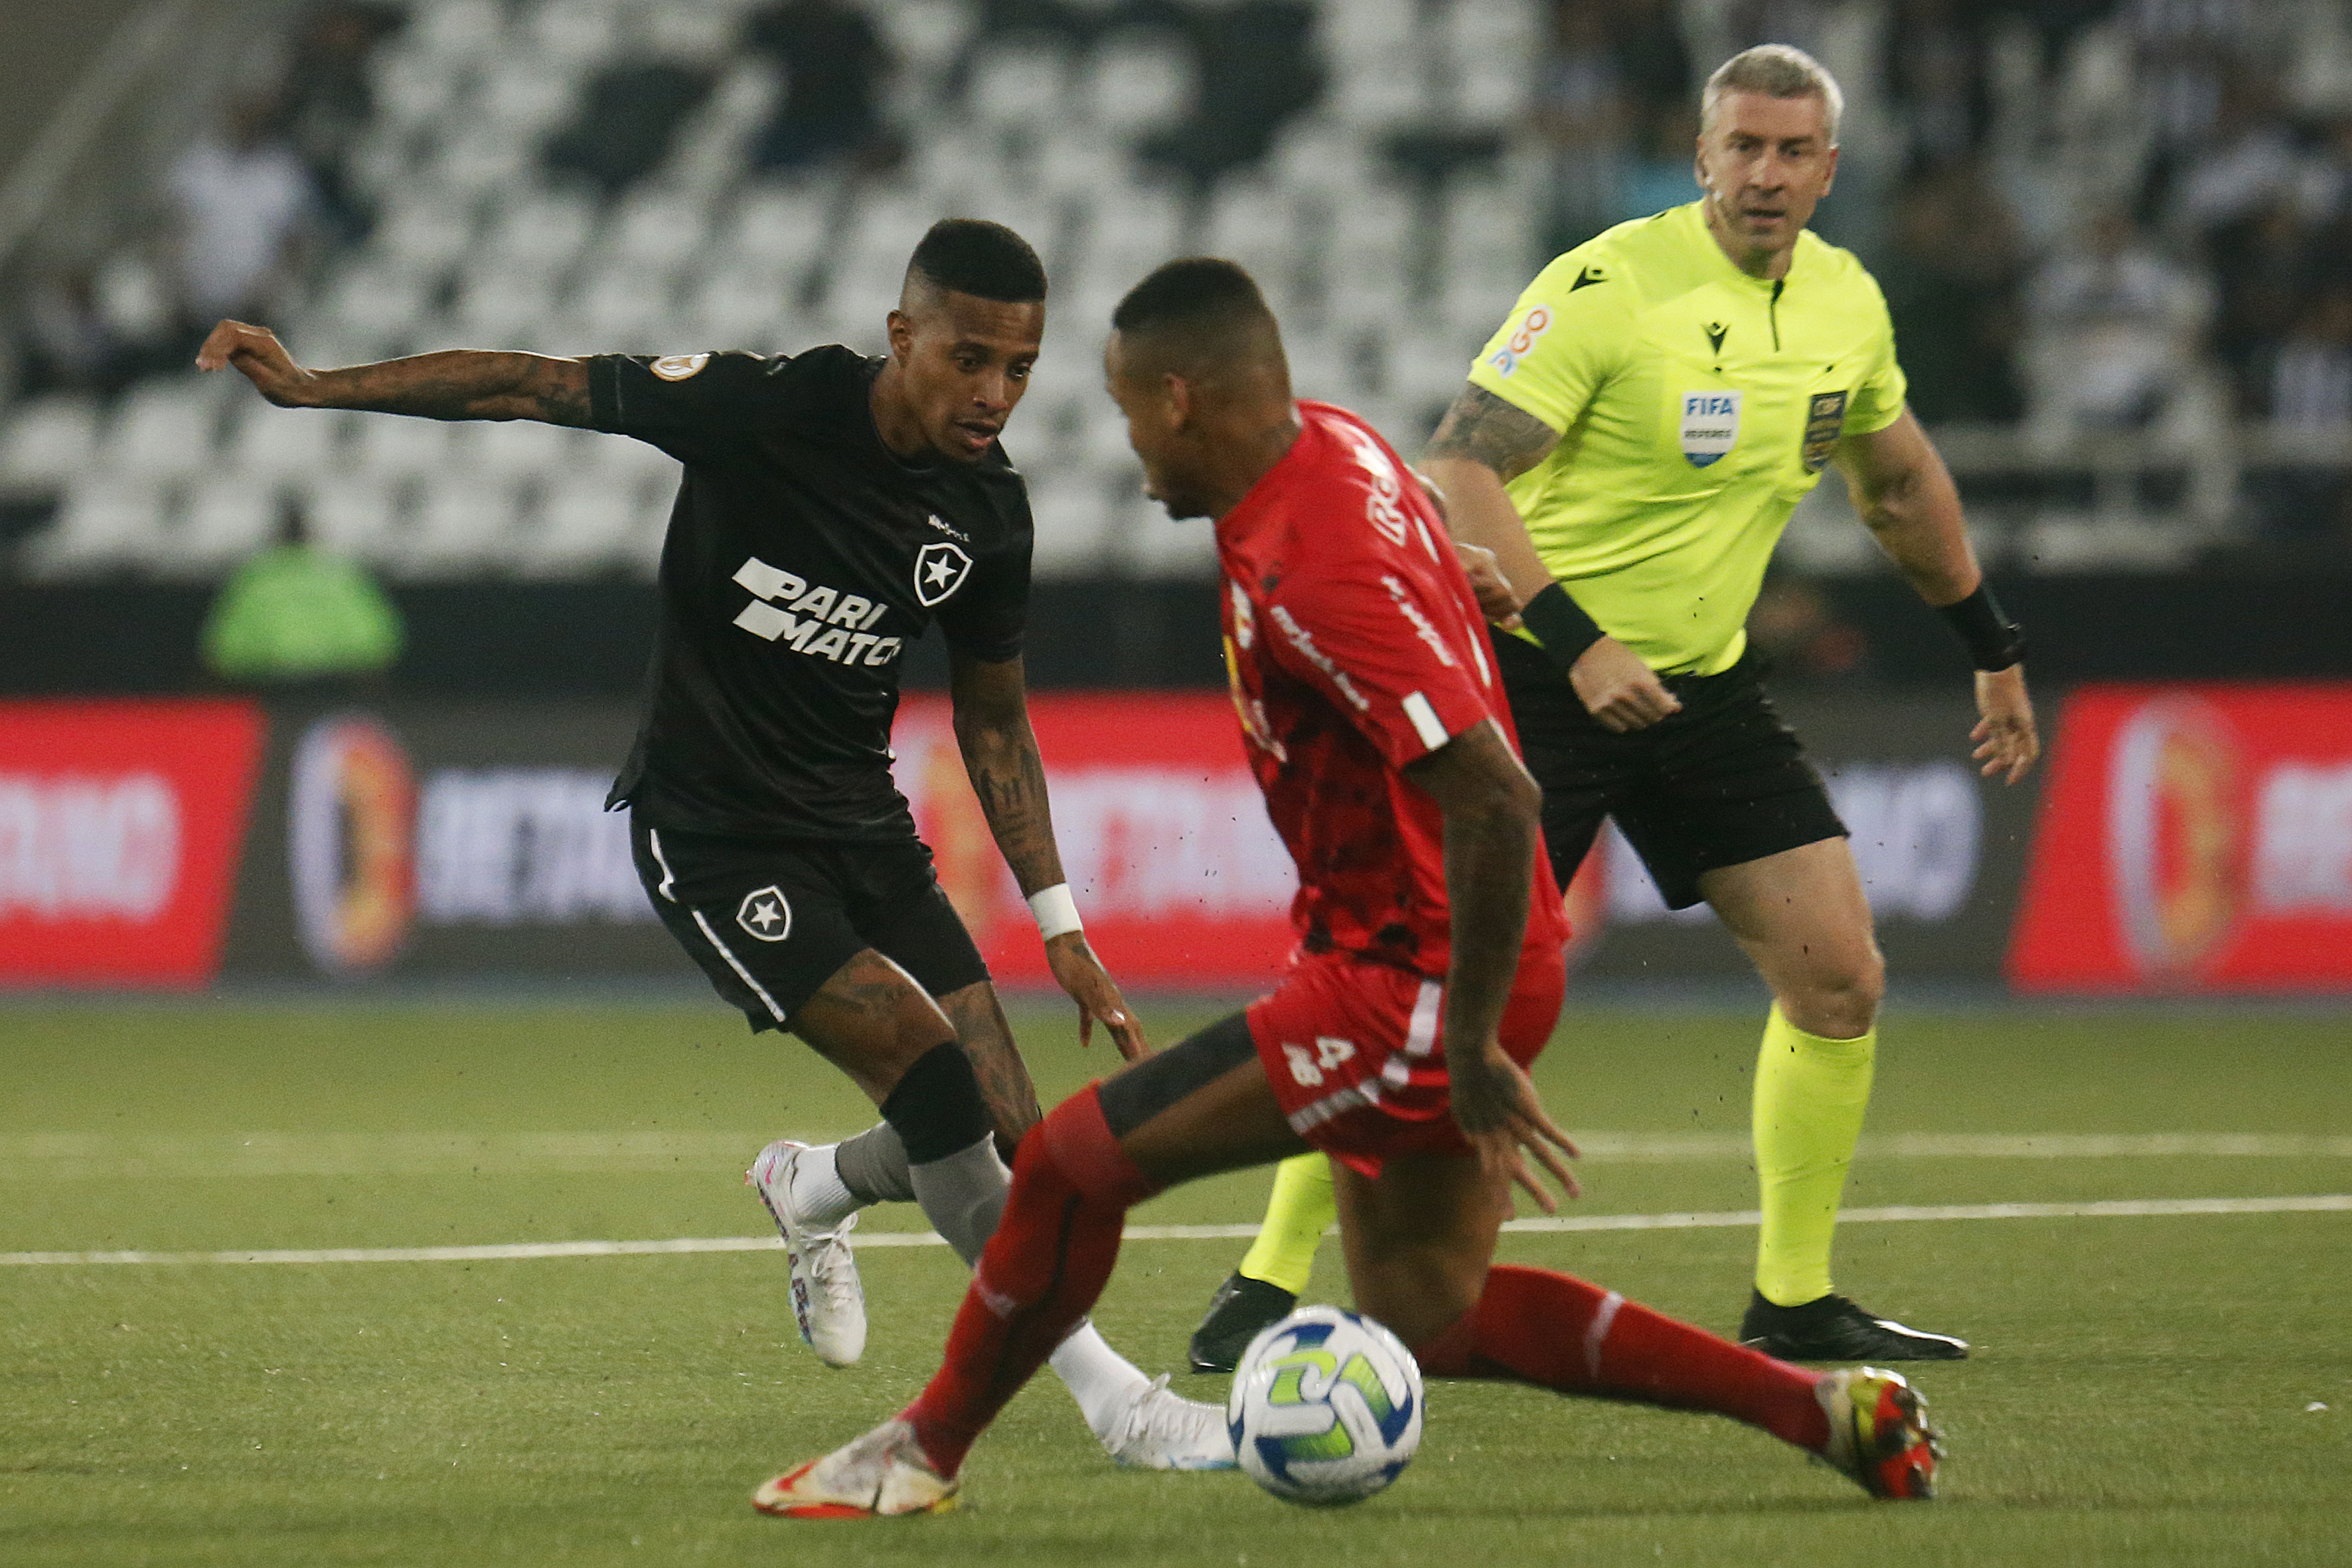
[0,700,265,987]
[2009,683,2352,992]
[896,692,1299,989]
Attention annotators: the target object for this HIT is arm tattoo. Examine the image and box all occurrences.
[964,740,1061,891]
[315,351,593,427]
[1425,384,1560,483]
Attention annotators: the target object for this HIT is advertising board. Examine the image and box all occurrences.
[2009,683,2352,992]
[17,684,2031,993]
[0,699,264,986]
[898,688,2033,989]
[220,700,670,980]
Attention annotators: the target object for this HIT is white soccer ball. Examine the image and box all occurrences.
[1225,1304,1424,1506]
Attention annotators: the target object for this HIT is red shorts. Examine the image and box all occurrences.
[1246,946,1566,1178]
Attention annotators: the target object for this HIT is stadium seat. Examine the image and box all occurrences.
[526,472,661,577]
[222,404,351,479]
[1082,34,1197,135]
[967,46,1071,134]
[569,262,684,346]
[408,0,506,61]
[20,478,173,577]
[100,382,228,477]
[480,193,600,277]
[473,420,586,482]
[522,0,621,67]
[177,474,281,574]
[401,474,528,578]
[353,413,460,480]
[0,398,100,491]
[1026,473,1118,579]
[372,196,481,276]
[603,190,712,271]
[299,471,403,561]
[870,0,976,78]
[476,62,580,139]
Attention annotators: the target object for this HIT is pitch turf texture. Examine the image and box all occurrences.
[4,998,2345,1566]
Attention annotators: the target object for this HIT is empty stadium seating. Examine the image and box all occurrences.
[0,0,1541,584]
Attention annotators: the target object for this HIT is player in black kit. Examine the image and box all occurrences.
[199,219,1233,1470]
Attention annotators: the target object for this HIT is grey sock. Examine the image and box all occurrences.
[833,1121,916,1206]
[907,1133,1011,1267]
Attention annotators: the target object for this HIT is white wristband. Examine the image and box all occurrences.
[1028,882,1083,941]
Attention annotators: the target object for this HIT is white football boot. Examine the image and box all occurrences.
[745,1139,867,1368]
[752,1417,958,1518]
[1099,1373,1237,1470]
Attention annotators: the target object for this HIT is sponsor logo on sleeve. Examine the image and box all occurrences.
[1482,305,1553,379]
[1802,390,1849,473]
[1678,391,1741,468]
[651,353,710,381]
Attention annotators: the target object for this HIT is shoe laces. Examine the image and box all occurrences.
[803,1209,859,1291]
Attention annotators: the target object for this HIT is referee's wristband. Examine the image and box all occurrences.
[1028,883,1083,941]
[1520,582,1607,673]
[1936,584,2026,671]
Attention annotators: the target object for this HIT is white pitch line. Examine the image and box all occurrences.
[5,1130,2348,1180]
[3,1194,2343,1268]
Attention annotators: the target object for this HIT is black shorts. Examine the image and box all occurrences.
[1493,633,1846,909]
[631,814,990,1032]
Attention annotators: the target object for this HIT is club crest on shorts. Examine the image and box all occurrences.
[736,886,792,942]
[1679,391,1741,468]
[1802,390,1849,473]
[914,540,973,607]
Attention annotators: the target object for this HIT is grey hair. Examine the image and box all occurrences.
[1702,44,1843,146]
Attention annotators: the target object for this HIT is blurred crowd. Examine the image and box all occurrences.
[1541,0,2352,459]
[22,0,2352,470]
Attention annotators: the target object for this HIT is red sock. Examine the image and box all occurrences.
[903,1086,1160,1477]
[1413,1264,1830,1453]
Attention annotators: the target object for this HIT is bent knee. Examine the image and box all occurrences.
[1782,945,1883,1039]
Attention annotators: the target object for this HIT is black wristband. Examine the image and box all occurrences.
[1936,584,2025,671]
[1520,582,1607,672]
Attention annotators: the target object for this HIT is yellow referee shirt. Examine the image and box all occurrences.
[1467,200,1907,675]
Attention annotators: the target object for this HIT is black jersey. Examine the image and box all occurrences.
[588,346,1032,841]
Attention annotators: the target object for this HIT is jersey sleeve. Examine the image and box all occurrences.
[1464,248,1638,435]
[933,489,1032,663]
[585,351,792,461]
[1265,560,1496,773]
[1842,270,1911,437]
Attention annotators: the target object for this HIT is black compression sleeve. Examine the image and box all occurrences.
[1936,584,2026,671]
[879,1041,992,1164]
[1520,582,1608,672]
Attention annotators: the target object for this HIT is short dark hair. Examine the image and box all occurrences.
[906,218,1047,303]
[1111,257,1271,338]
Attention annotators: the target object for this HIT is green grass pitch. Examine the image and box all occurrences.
[3,995,2346,1566]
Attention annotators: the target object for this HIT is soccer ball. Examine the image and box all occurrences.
[1225,1304,1423,1506]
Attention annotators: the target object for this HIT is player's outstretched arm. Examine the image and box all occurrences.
[1834,408,2041,783]
[1423,384,1680,733]
[947,648,1148,1061]
[1402,717,1581,1210]
[196,319,593,426]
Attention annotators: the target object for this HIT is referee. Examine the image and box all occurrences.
[1192,45,2037,1368]
[202,220,1229,1466]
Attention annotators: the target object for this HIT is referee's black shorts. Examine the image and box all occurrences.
[1492,631,1847,910]
[630,814,990,1032]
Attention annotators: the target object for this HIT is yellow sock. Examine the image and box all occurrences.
[1752,1004,1875,1308]
[1236,1151,1335,1296]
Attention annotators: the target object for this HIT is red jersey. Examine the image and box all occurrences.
[1216,402,1569,980]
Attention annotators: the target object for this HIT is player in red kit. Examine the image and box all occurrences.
[751,259,1944,1519]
